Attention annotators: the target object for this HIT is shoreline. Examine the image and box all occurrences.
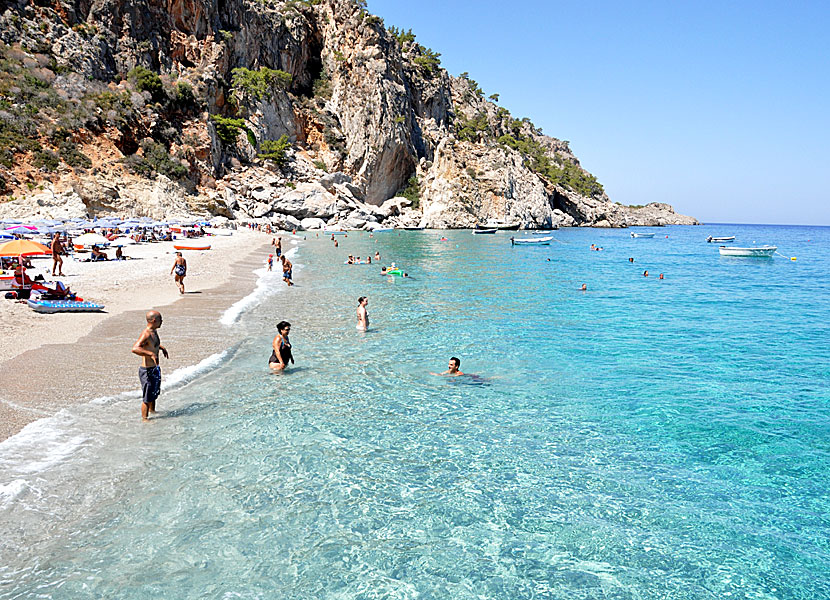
[0,230,281,442]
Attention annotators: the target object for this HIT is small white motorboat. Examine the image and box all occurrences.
[707,236,735,243]
[718,245,777,257]
[371,227,395,233]
[511,236,553,245]
[473,228,497,235]
[630,232,655,238]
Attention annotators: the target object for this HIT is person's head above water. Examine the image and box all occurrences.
[448,357,461,372]
[277,320,291,335]
[358,296,368,305]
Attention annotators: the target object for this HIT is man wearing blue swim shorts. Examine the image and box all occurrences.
[132,310,169,421]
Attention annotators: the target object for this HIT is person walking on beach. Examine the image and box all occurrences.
[269,321,294,371]
[356,296,369,331]
[280,254,293,286]
[132,311,168,421]
[275,237,282,258]
[51,232,65,276]
[171,252,187,294]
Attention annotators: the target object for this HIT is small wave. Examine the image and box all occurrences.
[220,246,300,326]
[0,348,234,487]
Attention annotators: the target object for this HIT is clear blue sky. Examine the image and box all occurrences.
[368,1,829,225]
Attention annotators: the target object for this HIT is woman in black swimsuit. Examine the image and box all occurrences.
[269,321,294,371]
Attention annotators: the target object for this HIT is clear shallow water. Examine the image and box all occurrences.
[1,224,829,599]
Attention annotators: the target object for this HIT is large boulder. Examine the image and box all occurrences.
[300,217,326,230]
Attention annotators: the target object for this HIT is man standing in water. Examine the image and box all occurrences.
[132,311,168,421]
[171,252,187,294]
[356,296,369,331]
[50,232,65,277]
[280,254,293,286]
[275,237,282,258]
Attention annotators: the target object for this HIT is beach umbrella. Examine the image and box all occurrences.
[73,232,110,246]
[0,239,51,257]
[4,224,37,232]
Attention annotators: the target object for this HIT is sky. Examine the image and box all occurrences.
[367,0,830,225]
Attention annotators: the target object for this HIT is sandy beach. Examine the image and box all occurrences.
[0,228,278,441]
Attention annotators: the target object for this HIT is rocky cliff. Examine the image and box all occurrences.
[0,0,698,227]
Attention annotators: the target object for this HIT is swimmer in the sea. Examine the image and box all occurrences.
[431,357,464,377]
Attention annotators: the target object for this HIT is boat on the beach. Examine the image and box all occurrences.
[173,244,211,251]
[27,298,105,313]
[718,245,777,257]
[472,228,497,235]
[511,236,553,245]
[707,236,735,243]
[630,232,655,238]
[476,221,520,231]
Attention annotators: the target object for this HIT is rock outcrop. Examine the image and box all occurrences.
[0,0,698,228]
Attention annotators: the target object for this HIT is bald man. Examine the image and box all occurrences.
[132,310,169,421]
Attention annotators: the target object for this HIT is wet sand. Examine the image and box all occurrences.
[0,235,276,441]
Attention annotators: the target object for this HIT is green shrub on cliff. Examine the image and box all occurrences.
[388,26,416,46]
[128,66,164,101]
[124,139,188,180]
[498,132,604,197]
[455,111,490,142]
[397,174,419,208]
[230,67,292,104]
[258,135,291,166]
[211,115,245,145]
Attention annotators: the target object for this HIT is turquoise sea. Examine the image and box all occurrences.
[1,224,829,599]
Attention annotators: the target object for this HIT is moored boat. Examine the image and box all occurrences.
[476,221,520,231]
[630,232,655,238]
[718,245,777,257]
[472,228,497,235]
[511,236,553,245]
[707,236,735,243]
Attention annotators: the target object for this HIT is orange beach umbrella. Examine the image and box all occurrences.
[0,239,51,257]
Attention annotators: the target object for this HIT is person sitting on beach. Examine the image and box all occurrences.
[115,246,124,260]
[356,296,369,331]
[91,245,108,261]
[280,254,293,286]
[269,321,294,371]
[171,252,187,294]
[431,357,464,377]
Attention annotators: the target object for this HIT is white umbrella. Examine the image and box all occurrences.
[74,232,110,246]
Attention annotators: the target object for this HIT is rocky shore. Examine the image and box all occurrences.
[0,0,698,228]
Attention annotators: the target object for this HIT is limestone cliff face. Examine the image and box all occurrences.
[0,0,698,227]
